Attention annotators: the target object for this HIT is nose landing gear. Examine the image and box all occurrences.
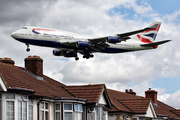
[26,43,30,52]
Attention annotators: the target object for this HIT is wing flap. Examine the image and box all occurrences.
[89,37,108,44]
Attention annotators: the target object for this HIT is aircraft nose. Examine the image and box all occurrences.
[11,31,17,38]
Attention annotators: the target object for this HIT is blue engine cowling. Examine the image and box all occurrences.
[107,36,120,43]
[76,41,89,48]
[65,51,77,57]
[53,49,65,56]
[53,49,76,57]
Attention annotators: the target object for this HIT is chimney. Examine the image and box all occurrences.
[0,57,15,65]
[125,89,136,95]
[24,56,43,77]
[145,88,158,105]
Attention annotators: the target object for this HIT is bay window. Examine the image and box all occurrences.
[64,103,73,120]
[40,102,49,120]
[5,93,15,120]
[55,103,61,120]
[29,100,33,120]
[18,95,28,120]
[74,104,82,120]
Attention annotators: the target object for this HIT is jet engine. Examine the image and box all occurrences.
[107,36,121,43]
[76,41,89,48]
[53,49,65,56]
[53,49,77,58]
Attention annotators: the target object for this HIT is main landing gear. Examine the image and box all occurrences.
[26,43,30,52]
[75,57,79,61]
[83,53,94,59]
[74,53,94,61]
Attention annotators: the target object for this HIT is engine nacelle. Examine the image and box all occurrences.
[53,49,76,58]
[76,41,89,48]
[65,51,77,57]
[53,49,65,56]
[107,36,120,43]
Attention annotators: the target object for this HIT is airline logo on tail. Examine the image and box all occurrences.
[136,23,161,43]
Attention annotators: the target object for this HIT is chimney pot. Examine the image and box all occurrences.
[125,89,136,95]
[0,57,15,65]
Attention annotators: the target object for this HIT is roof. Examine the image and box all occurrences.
[171,110,180,117]
[107,89,151,114]
[155,101,180,119]
[65,84,105,104]
[0,62,74,99]
[108,88,180,119]
[117,99,151,113]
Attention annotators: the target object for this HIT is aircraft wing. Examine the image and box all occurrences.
[117,22,160,38]
[140,40,171,47]
[88,37,109,51]
[88,36,108,44]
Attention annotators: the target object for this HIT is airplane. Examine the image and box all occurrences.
[11,22,171,60]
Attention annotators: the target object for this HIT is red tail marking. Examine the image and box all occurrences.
[137,34,152,43]
[142,24,161,33]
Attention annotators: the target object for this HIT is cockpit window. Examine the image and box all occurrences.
[22,27,27,29]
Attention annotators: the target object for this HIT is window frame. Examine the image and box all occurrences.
[40,101,49,120]
[5,93,15,120]
[63,103,73,120]
[74,104,83,120]
[28,99,33,120]
[17,94,28,120]
[55,103,61,120]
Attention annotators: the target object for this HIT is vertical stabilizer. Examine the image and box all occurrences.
[132,22,161,43]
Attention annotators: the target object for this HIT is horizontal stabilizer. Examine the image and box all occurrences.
[140,40,171,47]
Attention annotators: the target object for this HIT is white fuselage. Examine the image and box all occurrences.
[11,26,154,53]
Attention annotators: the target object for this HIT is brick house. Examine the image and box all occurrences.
[0,56,112,120]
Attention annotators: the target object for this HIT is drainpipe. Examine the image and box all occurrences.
[37,98,43,120]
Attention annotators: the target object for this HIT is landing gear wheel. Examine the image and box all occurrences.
[75,57,79,61]
[26,48,30,52]
[26,43,30,52]
[90,54,94,58]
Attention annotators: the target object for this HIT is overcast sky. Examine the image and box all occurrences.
[1,0,180,108]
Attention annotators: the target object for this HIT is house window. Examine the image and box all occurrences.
[5,93,15,120]
[55,103,61,120]
[64,103,73,120]
[87,107,95,120]
[74,104,83,120]
[18,95,28,120]
[29,100,33,120]
[40,102,49,120]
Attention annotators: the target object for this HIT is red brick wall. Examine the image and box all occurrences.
[145,90,158,104]
[24,56,43,77]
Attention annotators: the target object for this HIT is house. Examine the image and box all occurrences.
[108,88,180,120]
[145,89,180,120]
[1,55,180,120]
[107,89,157,120]
[0,56,112,120]
[65,84,112,120]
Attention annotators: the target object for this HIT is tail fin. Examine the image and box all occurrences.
[132,22,161,43]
